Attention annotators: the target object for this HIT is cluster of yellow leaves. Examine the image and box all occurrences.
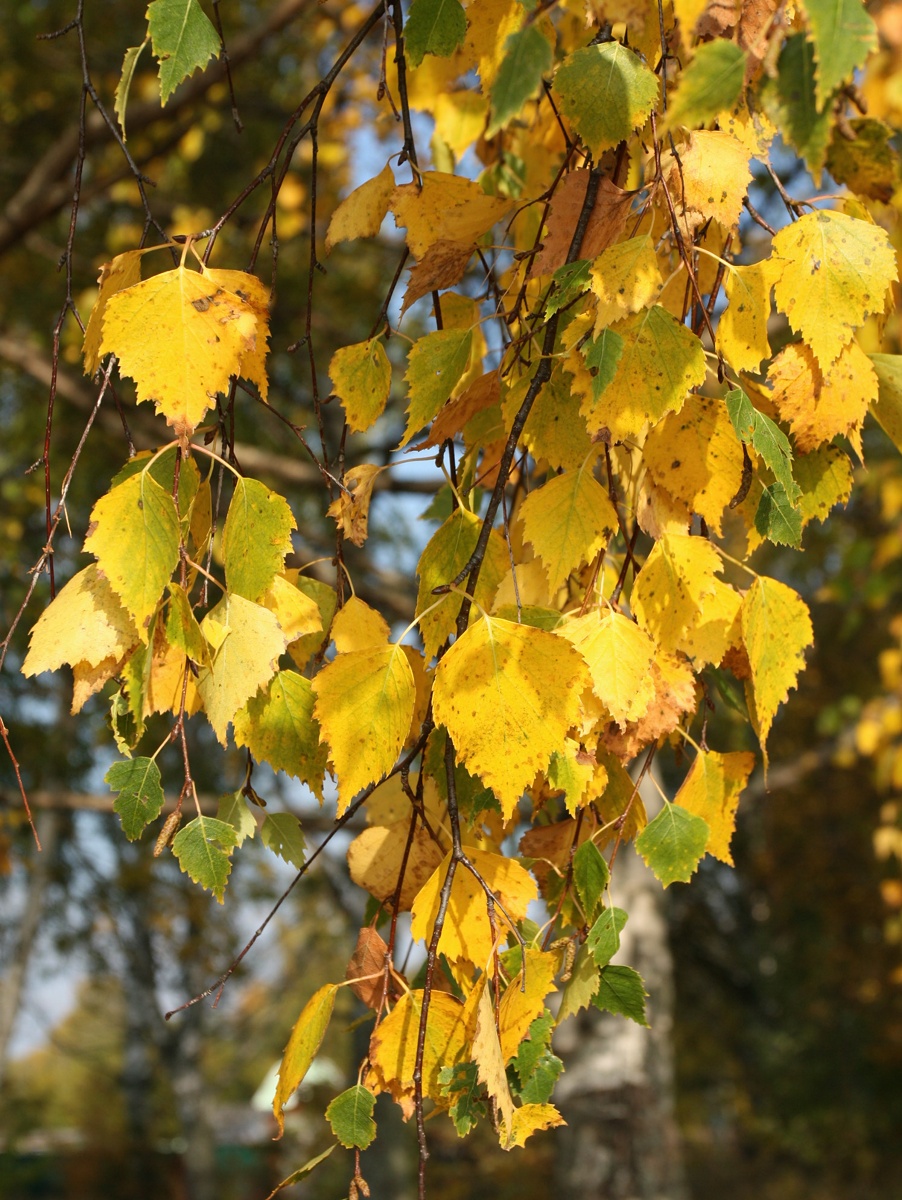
[23,0,902,1160]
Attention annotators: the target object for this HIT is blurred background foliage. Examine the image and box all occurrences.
[1,2,902,1198]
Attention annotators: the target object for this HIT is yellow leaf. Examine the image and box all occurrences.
[717,261,773,374]
[506,364,594,472]
[663,131,752,231]
[100,262,263,436]
[368,990,470,1112]
[643,394,746,535]
[329,339,392,434]
[274,983,338,1135]
[768,340,876,454]
[741,576,813,759]
[326,464,383,547]
[581,306,707,442]
[432,617,589,819]
[473,982,515,1130]
[22,564,138,679]
[559,608,656,726]
[391,172,511,260]
[770,210,897,369]
[410,846,537,965]
[201,268,271,400]
[196,595,285,743]
[498,948,559,1061]
[679,577,742,668]
[519,453,618,593]
[501,1103,565,1150]
[348,818,446,911]
[675,750,756,864]
[222,477,296,601]
[601,649,698,761]
[795,445,854,526]
[313,643,416,812]
[72,655,123,713]
[330,595,390,653]
[631,533,722,654]
[325,162,395,253]
[83,250,144,375]
[83,469,180,638]
[589,236,663,329]
[434,90,488,158]
[259,574,323,642]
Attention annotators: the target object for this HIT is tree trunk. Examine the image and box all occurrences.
[552,781,687,1200]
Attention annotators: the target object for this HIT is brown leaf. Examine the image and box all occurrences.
[345,927,406,1010]
[601,654,698,761]
[421,369,501,447]
[532,174,633,277]
[400,240,474,316]
[327,464,382,547]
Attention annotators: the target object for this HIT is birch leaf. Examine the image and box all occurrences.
[274,984,338,1135]
[742,576,813,757]
[100,263,263,436]
[313,644,416,812]
[519,455,618,593]
[196,595,286,744]
[432,617,588,819]
[770,210,896,369]
[325,163,395,253]
[83,470,180,638]
[675,750,756,865]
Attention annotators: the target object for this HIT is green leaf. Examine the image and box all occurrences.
[572,839,609,923]
[557,941,601,1022]
[802,0,878,108]
[83,470,180,638]
[401,327,473,447]
[115,40,149,139]
[664,40,746,130]
[488,24,553,137]
[215,790,257,847]
[755,481,804,548]
[171,815,238,901]
[439,1061,486,1136]
[165,582,209,666]
[147,0,221,104]
[825,118,900,204]
[105,757,165,840]
[592,964,649,1026]
[326,1085,377,1150]
[581,327,625,404]
[329,338,392,433]
[763,33,832,179]
[513,1013,563,1104]
[233,670,328,800]
[635,803,709,886]
[404,0,467,68]
[545,259,592,318]
[586,906,628,968]
[222,478,296,602]
[553,42,659,157]
[109,689,140,757]
[415,507,508,660]
[726,388,800,504]
[261,812,306,870]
